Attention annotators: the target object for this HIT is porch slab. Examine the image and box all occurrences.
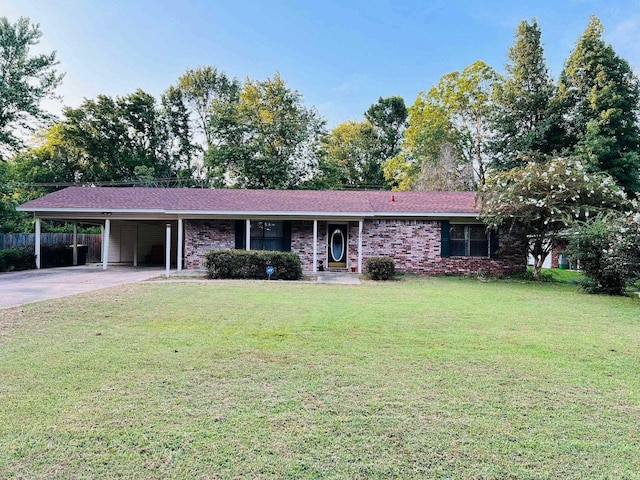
[315,272,361,285]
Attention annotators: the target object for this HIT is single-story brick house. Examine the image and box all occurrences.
[17,187,525,275]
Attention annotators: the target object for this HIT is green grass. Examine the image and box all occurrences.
[1,277,639,479]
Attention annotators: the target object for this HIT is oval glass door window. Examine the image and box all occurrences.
[330,229,345,262]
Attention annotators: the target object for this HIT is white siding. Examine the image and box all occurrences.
[107,221,178,265]
[108,222,122,263]
[137,223,165,264]
[120,224,136,263]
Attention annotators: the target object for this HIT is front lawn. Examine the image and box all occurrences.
[1,277,639,479]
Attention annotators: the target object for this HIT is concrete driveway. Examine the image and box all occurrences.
[0,265,165,309]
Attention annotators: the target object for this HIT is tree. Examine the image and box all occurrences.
[58,89,177,183]
[490,19,560,170]
[20,89,187,185]
[365,96,408,163]
[0,16,64,159]
[174,66,240,149]
[384,89,459,191]
[160,86,197,181]
[480,157,627,279]
[413,142,475,191]
[566,211,640,295]
[322,120,384,188]
[10,123,82,185]
[387,61,499,191]
[556,16,640,195]
[207,73,326,189]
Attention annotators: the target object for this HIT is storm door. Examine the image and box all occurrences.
[327,224,347,268]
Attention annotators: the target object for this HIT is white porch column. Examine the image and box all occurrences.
[312,219,318,273]
[358,219,363,274]
[133,225,138,267]
[165,223,171,278]
[102,219,111,270]
[177,218,183,271]
[35,218,41,269]
[72,223,78,266]
[245,219,251,251]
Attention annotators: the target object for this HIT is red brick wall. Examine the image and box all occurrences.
[184,219,235,269]
[183,218,525,275]
[358,219,524,275]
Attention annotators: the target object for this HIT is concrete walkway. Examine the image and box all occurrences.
[315,272,361,285]
[0,265,165,309]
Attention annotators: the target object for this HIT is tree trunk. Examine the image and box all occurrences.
[530,237,550,280]
[533,255,544,280]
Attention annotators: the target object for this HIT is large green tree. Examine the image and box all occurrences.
[160,86,197,181]
[386,61,499,191]
[365,96,408,163]
[207,73,326,189]
[174,66,240,149]
[556,16,640,194]
[0,16,64,159]
[17,89,187,185]
[490,19,560,169]
[322,120,383,188]
[61,89,177,183]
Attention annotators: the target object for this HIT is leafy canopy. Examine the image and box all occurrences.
[490,18,559,170]
[557,16,640,195]
[387,61,499,191]
[206,73,326,189]
[0,16,64,158]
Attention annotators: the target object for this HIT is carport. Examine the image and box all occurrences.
[18,206,184,274]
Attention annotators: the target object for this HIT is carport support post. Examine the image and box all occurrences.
[177,218,183,271]
[35,218,41,269]
[103,219,110,270]
[313,220,318,273]
[358,219,363,274]
[165,223,171,278]
[245,219,251,251]
[133,226,138,267]
[72,223,78,266]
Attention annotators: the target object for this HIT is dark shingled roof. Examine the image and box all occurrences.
[18,187,479,215]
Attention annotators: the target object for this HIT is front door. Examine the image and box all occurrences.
[327,224,347,268]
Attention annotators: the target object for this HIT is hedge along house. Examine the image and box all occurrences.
[17,187,525,275]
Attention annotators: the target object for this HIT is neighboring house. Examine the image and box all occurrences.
[17,187,525,275]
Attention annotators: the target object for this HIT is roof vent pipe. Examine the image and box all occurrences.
[391,194,395,202]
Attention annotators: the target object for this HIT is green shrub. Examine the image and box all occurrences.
[204,250,302,280]
[0,247,36,272]
[566,213,640,295]
[365,257,395,280]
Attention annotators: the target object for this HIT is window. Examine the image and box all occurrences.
[250,221,284,251]
[449,224,489,257]
[234,220,292,252]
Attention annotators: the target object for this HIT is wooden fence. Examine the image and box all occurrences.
[0,233,102,263]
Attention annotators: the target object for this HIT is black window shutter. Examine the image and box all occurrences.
[282,221,292,252]
[235,220,245,249]
[441,220,450,258]
[490,228,499,258]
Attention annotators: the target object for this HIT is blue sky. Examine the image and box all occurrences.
[2,0,640,128]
